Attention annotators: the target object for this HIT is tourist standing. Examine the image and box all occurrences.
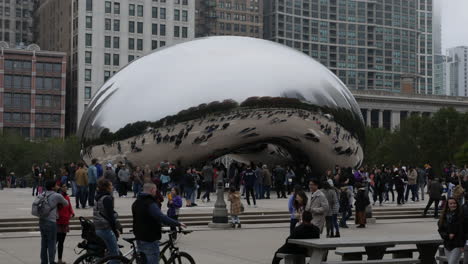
[243,164,257,207]
[424,178,444,218]
[68,162,77,197]
[255,164,264,199]
[262,165,272,199]
[438,197,464,264]
[167,187,182,239]
[273,165,287,199]
[103,164,116,186]
[228,186,242,228]
[184,168,195,207]
[288,186,303,235]
[305,179,329,233]
[131,166,144,198]
[32,164,41,196]
[285,166,296,195]
[373,168,385,206]
[322,180,338,237]
[394,171,405,205]
[118,164,130,197]
[37,180,69,264]
[354,183,370,228]
[405,167,418,202]
[93,179,120,263]
[87,159,98,207]
[417,166,427,201]
[201,163,214,202]
[56,183,74,264]
[339,186,351,228]
[75,163,88,209]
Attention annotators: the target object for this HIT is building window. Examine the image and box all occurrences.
[86,0,93,11]
[174,9,180,21]
[152,23,158,35]
[160,24,166,36]
[85,33,92,46]
[86,16,92,29]
[4,75,31,89]
[85,69,91,81]
[128,55,135,62]
[137,5,144,17]
[152,40,158,50]
[104,71,111,81]
[128,38,135,49]
[182,27,188,38]
[129,4,135,16]
[137,22,143,33]
[152,7,158,18]
[85,51,92,64]
[105,1,111,13]
[113,37,120,49]
[182,10,188,21]
[104,53,111,65]
[160,41,166,47]
[85,86,92,99]
[105,18,111,30]
[160,8,166,19]
[113,54,119,66]
[114,19,120,31]
[114,2,120,14]
[182,0,188,5]
[174,26,180,37]
[129,21,135,33]
[104,36,111,48]
[4,60,32,71]
[137,39,143,50]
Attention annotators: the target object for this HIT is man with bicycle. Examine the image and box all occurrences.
[132,183,186,264]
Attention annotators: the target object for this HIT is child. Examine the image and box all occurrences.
[354,183,370,228]
[228,186,242,228]
[167,187,182,238]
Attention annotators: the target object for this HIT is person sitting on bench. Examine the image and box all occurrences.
[272,210,320,264]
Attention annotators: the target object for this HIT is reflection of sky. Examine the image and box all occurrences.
[85,37,362,132]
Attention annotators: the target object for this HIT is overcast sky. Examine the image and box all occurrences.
[441,0,468,52]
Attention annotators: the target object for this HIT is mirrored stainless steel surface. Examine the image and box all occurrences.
[78,36,364,172]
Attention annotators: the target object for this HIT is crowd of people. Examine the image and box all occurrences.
[2,158,466,264]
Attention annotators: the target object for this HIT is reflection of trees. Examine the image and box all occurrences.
[87,97,364,146]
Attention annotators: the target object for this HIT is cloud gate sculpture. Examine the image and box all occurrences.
[78,36,364,173]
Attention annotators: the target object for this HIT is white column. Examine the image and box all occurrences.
[391,110,401,131]
[378,110,383,128]
[366,109,371,127]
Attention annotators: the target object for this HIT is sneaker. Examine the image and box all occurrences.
[237,223,241,228]
[253,205,257,208]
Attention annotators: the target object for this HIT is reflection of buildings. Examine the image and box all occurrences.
[264,0,437,94]
[35,0,196,134]
[444,46,468,97]
[0,44,66,139]
[195,0,263,38]
[354,90,468,131]
[0,0,36,46]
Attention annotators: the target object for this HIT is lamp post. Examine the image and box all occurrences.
[208,176,230,228]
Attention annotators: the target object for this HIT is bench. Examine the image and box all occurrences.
[275,253,305,264]
[323,259,420,264]
[335,247,419,261]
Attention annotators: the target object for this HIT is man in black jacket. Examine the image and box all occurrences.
[272,211,320,264]
[132,183,186,264]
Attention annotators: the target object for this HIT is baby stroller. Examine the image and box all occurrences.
[73,217,107,264]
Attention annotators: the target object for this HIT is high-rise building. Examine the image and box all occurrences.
[195,0,263,38]
[35,0,196,134]
[0,0,36,46]
[264,0,435,94]
[0,44,67,139]
[445,46,468,97]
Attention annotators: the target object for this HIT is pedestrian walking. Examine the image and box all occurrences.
[354,183,370,228]
[424,178,444,218]
[243,164,257,207]
[339,186,351,228]
[438,197,464,264]
[201,163,214,202]
[87,159,98,206]
[56,183,74,264]
[75,163,88,209]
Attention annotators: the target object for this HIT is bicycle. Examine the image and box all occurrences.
[95,228,196,264]
[72,217,106,264]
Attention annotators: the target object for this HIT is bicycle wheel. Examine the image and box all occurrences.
[160,254,168,264]
[95,255,131,264]
[73,252,102,264]
[167,251,196,264]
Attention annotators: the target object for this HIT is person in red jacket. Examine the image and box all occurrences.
[56,183,74,264]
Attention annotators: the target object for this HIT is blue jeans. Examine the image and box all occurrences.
[133,183,142,197]
[256,183,264,199]
[137,240,160,264]
[96,229,119,264]
[88,183,97,206]
[263,185,271,198]
[39,219,57,264]
[70,180,77,196]
[76,185,88,208]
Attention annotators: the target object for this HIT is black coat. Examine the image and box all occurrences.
[354,189,370,211]
[438,211,465,250]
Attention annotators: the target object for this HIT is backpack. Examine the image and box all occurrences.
[31,193,53,218]
[79,217,106,248]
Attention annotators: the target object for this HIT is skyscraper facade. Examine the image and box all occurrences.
[264,0,435,94]
[36,0,196,134]
[195,0,263,38]
[445,46,468,97]
[0,0,36,46]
